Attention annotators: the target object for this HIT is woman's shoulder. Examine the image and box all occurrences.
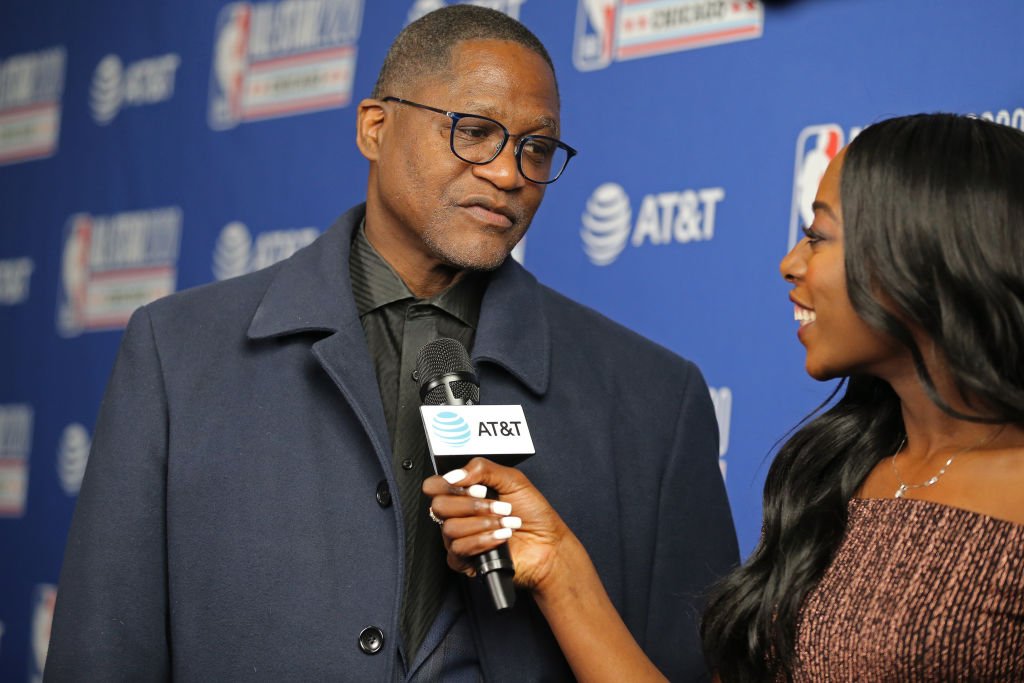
[856,444,1024,526]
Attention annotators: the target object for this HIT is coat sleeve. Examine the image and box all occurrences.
[45,306,171,681]
[644,361,739,682]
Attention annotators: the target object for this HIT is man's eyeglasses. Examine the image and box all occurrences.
[382,96,577,185]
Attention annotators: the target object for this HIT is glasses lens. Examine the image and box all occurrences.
[518,136,570,183]
[452,116,506,164]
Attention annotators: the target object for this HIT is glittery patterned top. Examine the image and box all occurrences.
[792,497,1024,682]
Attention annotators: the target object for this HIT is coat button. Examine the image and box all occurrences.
[358,626,384,655]
[401,459,414,470]
[375,480,391,507]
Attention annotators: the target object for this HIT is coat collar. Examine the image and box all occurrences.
[473,250,550,396]
[247,204,550,397]
[247,204,364,339]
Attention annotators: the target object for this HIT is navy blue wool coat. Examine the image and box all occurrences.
[46,205,738,682]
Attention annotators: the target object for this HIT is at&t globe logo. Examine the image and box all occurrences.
[431,411,471,448]
[581,183,632,266]
[58,423,90,495]
[90,55,124,124]
[213,222,254,280]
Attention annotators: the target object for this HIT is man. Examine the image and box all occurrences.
[46,6,737,681]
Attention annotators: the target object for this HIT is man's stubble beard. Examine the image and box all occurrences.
[420,201,532,272]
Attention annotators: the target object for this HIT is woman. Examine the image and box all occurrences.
[703,112,1024,681]
[425,113,1024,681]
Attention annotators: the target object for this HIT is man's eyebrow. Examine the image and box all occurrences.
[462,101,559,136]
[811,200,839,221]
[535,115,559,136]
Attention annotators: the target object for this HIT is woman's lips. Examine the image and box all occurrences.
[794,303,816,327]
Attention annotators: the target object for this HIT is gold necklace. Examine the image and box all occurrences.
[890,434,988,498]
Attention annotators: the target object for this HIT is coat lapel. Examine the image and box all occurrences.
[472,257,551,399]
[246,204,392,470]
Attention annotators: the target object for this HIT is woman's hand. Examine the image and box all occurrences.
[422,457,576,596]
[424,457,668,682]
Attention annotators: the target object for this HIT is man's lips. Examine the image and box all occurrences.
[459,200,515,228]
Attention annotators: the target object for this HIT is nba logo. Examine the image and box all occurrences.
[57,214,92,336]
[209,3,252,130]
[30,584,57,682]
[788,124,844,250]
[574,0,618,71]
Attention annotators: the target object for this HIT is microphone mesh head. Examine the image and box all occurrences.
[416,338,480,405]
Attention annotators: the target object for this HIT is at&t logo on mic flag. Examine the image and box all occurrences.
[421,405,535,457]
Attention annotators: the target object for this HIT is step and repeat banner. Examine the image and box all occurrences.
[1,0,1021,678]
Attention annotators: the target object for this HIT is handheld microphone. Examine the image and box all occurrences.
[415,338,519,611]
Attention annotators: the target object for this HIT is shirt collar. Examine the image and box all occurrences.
[349,220,412,314]
[349,221,485,329]
[247,204,549,396]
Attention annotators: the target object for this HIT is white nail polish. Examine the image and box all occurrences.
[467,484,488,499]
[501,516,522,529]
[493,527,513,540]
[491,501,512,516]
[443,469,468,484]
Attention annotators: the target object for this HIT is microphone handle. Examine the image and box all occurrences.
[474,486,516,611]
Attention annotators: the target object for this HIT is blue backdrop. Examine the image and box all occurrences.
[2,0,1022,678]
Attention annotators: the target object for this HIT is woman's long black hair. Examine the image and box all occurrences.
[701,113,1024,682]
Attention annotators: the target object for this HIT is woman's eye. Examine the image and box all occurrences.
[801,224,824,244]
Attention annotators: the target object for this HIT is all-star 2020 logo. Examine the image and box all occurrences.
[208,0,365,130]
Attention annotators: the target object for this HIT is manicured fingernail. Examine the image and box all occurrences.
[443,469,468,484]
[467,484,488,499]
[500,516,522,529]
[493,527,513,540]
[491,501,512,516]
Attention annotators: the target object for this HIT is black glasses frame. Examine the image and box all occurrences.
[382,96,577,185]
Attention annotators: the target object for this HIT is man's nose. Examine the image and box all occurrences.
[472,141,527,191]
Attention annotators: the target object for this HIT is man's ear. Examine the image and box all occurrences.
[356,98,387,161]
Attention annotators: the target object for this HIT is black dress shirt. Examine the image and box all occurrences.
[349,224,484,662]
